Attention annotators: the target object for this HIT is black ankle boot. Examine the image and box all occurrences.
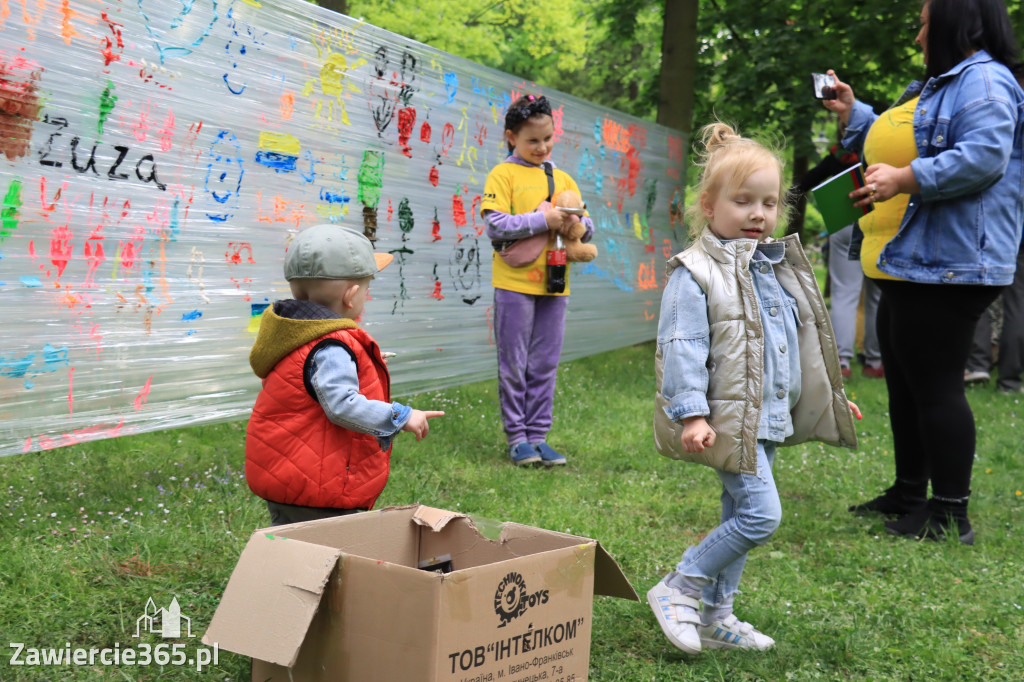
[884,496,974,545]
[848,483,927,517]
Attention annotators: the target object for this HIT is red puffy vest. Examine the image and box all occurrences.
[245,327,392,510]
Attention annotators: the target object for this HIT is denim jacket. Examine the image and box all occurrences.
[843,50,1024,285]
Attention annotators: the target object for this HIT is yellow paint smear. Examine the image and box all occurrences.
[258,131,301,155]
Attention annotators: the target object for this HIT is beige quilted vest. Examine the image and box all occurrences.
[653,230,858,474]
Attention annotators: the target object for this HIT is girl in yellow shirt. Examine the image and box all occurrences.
[481,95,595,466]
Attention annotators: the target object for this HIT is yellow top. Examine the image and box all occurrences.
[858,96,919,280]
[481,161,586,295]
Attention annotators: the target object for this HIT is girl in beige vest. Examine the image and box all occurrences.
[648,122,860,655]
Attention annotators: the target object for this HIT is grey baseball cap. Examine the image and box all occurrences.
[284,224,394,281]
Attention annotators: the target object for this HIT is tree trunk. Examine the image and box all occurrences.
[658,0,698,247]
[317,0,349,16]
[656,0,698,135]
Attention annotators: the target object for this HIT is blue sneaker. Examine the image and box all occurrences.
[509,442,541,466]
[533,442,566,466]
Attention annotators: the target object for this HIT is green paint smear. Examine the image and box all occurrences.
[468,514,505,541]
[1,179,23,241]
[357,150,384,209]
[398,197,413,233]
[98,81,117,137]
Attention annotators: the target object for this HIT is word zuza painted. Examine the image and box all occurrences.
[0,0,685,456]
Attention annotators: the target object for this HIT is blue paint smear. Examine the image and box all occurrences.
[1,343,69,380]
[443,72,458,104]
[20,276,41,287]
[320,188,350,204]
[579,261,633,292]
[251,302,269,316]
[182,309,203,321]
[1,354,34,378]
[255,151,297,172]
[42,344,69,369]
[300,149,317,184]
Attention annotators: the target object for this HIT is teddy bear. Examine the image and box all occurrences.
[551,190,598,263]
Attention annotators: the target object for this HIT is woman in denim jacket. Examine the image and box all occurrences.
[824,0,1024,544]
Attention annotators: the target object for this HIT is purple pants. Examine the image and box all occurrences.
[493,288,568,446]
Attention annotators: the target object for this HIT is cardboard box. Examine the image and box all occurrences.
[203,505,638,681]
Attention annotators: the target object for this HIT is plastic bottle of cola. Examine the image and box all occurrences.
[546,235,567,294]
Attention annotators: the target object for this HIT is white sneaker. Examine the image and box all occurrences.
[964,370,991,385]
[699,614,775,650]
[646,581,702,654]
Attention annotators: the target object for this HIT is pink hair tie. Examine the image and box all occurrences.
[527,95,535,101]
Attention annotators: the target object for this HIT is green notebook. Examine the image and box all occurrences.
[810,162,873,234]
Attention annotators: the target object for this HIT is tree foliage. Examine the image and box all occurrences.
[694,1,919,162]
[349,0,594,89]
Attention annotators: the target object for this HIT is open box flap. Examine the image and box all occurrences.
[474,519,640,602]
[202,531,342,667]
[593,542,639,601]
[411,505,467,532]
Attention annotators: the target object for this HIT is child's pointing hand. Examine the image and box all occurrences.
[402,410,445,441]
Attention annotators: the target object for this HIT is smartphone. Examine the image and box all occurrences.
[556,206,586,215]
[812,72,836,100]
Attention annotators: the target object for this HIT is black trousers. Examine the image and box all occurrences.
[265,500,363,527]
[874,279,1003,500]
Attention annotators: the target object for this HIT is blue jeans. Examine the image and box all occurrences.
[667,441,782,609]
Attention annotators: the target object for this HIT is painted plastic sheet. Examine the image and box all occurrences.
[0,0,686,456]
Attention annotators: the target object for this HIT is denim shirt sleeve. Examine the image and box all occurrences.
[309,344,411,450]
[657,265,711,421]
[841,100,878,153]
[911,91,1020,202]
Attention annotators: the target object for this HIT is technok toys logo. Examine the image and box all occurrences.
[493,571,549,627]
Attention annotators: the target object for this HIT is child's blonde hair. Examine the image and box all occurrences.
[686,121,788,240]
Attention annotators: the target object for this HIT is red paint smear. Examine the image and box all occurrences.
[397,107,416,158]
[441,123,454,156]
[134,376,152,410]
[428,166,439,187]
[430,281,444,300]
[419,121,431,143]
[100,12,124,66]
[452,194,466,228]
[50,224,73,278]
[67,366,74,415]
[471,196,483,236]
[29,418,127,452]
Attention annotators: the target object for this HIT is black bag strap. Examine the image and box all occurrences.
[543,162,554,202]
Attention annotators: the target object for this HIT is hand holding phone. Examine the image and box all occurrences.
[812,72,837,100]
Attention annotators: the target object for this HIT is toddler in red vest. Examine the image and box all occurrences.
[245,224,444,526]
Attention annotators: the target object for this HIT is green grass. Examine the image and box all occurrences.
[2,342,1023,680]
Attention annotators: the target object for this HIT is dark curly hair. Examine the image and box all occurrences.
[504,94,552,153]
